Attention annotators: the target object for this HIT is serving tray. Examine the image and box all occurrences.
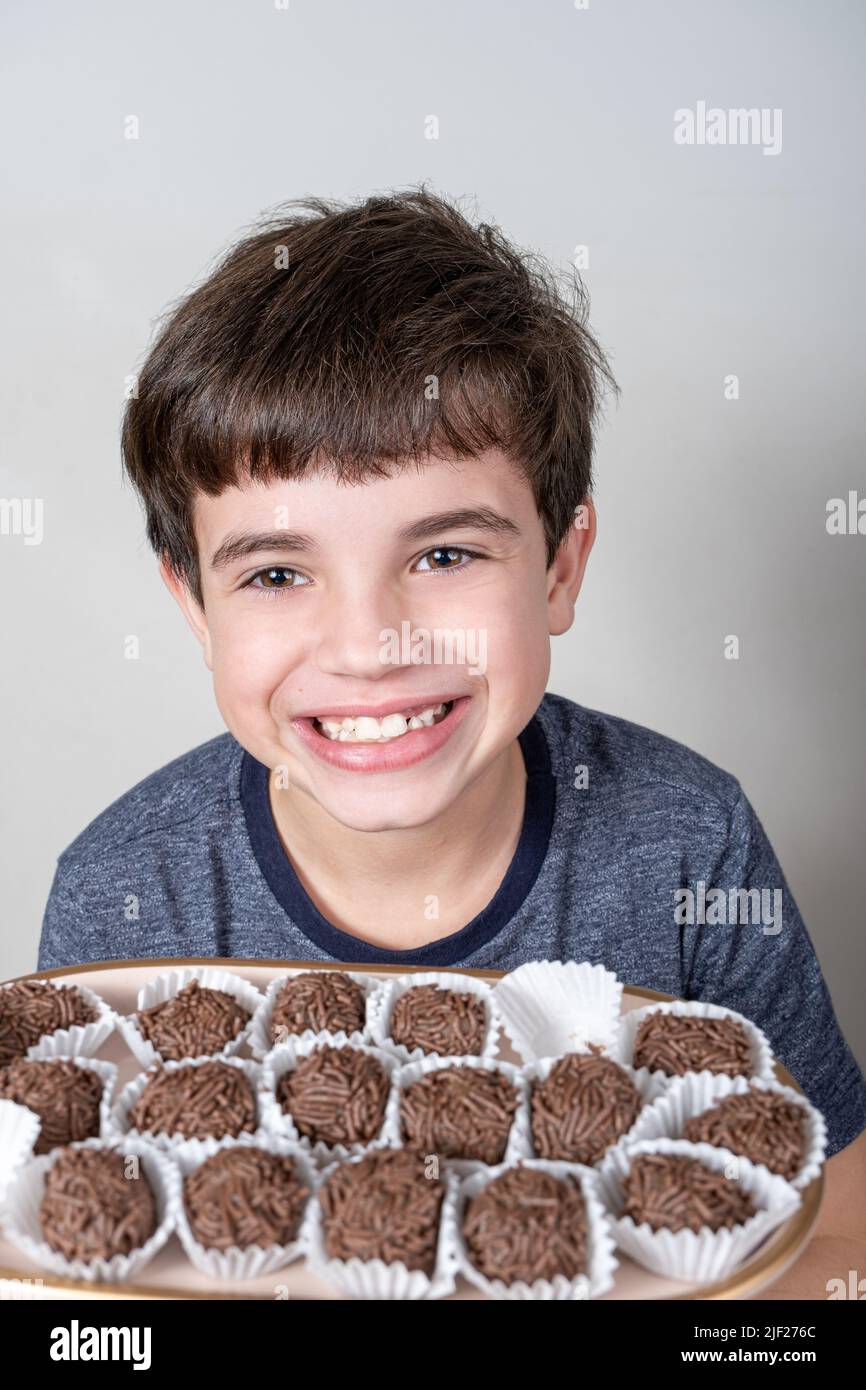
[0,958,823,1300]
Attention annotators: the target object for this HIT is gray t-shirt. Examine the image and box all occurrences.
[38,691,866,1155]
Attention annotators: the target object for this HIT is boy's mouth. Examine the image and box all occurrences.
[312,700,453,744]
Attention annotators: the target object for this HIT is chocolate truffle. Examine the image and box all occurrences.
[135,979,251,1061]
[621,1153,757,1233]
[127,1061,257,1141]
[531,1051,643,1165]
[633,1012,753,1077]
[0,981,99,1066]
[276,1045,390,1148]
[271,972,366,1044]
[319,1147,445,1275]
[0,1058,103,1154]
[39,1147,157,1262]
[683,1088,808,1181]
[463,1164,589,1286]
[184,1146,311,1251]
[400,1065,519,1165]
[388,984,487,1057]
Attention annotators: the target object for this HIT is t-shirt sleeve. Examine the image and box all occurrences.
[681,783,866,1157]
[37,858,92,972]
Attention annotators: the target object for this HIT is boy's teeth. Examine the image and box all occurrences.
[315,703,449,742]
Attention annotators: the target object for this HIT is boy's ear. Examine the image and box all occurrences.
[547,499,597,636]
[159,556,214,670]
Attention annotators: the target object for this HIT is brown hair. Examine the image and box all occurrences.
[121,186,618,608]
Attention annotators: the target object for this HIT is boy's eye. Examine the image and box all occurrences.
[245,566,310,597]
[414,547,478,574]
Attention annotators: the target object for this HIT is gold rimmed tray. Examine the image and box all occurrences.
[0,957,823,1300]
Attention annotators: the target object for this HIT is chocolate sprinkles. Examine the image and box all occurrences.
[127,1061,257,1140]
[633,1012,753,1077]
[271,972,366,1043]
[531,1050,643,1165]
[319,1147,445,1275]
[400,1065,519,1165]
[684,1088,808,1181]
[388,985,487,1057]
[0,1058,104,1154]
[621,1153,757,1233]
[135,980,251,1060]
[463,1164,589,1286]
[276,1045,390,1148]
[39,1147,157,1262]
[184,1146,311,1251]
[0,981,99,1066]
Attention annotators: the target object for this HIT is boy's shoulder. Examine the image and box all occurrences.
[537,691,742,816]
[56,732,243,873]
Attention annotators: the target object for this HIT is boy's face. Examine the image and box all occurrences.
[164,451,594,832]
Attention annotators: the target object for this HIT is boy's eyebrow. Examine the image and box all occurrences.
[210,508,521,571]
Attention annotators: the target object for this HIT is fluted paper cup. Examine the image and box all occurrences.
[521,1049,670,1167]
[592,1136,801,1282]
[260,1035,399,1165]
[384,1054,531,1176]
[172,1134,319,1281]
[0,1100,40,1200]
[621,1072,827,1191]
[107,1055,267,1162]
[450,1157,618,1300]
[2,1135,181,1284]
[492,960,623,1063]
[115,966,264,1067]
[368,971,502,1064]
[305,1151,460,1299]
[610,1001,776,1089]
[0,978,117,1061]
[248,969,385,1060]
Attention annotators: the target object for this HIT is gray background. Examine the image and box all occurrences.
[2,1,864,1066]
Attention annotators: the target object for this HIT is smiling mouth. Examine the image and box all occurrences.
[312,701,454,743]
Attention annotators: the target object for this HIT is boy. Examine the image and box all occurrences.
[38,190,865,1291]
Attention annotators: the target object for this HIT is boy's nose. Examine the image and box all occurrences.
[313,581,408,680]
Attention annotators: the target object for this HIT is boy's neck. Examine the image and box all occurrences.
[267,739,528,952]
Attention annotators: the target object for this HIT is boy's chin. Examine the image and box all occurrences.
[313,785,458,834]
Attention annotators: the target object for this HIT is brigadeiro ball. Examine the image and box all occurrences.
[276,1045,390,1148]
[531,1051,643,1165]
[0,1058,104,1154]
[183,1146,311,1251]
[621,1153,757,1234]
[270,972,366,1044]
[462,1164,589,1286]
[633,1011,753,1077]
[135,980,251,1061]
[39,1147,157,1262]
[683,1087,809,1181]
[127,1061,257,1141]
[388,984,487,1057]
[400,1065,519,1165]
[0,981,99,1065]
[318,1147,446,1276]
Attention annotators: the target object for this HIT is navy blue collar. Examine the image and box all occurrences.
[239,712,556,966]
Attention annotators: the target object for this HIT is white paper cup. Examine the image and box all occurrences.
[115,966,264,1067]
[260,1036,399,1165]
[521,1050,670,1167]
[172,1133,319,1281]
[610,1000,776,1088]
[0,978,117,1061]
[108,1055,267,1161]
[592,1136,801,1282]
[306,1150,460,1299]
[451,1157,619,1300]
[384,1054,531,1177]
[621,1072,827,1191]
[368,971,502,1064]
[248,969,385,1060]
[493,960,623,1063]
[0,1099,40,1200]
[2,1135,181,1284]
